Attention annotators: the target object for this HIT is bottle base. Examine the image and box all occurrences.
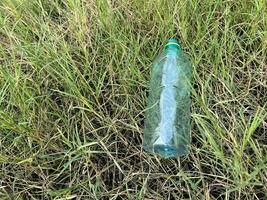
[145,144,188,158]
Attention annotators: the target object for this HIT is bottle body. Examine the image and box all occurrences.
[143,39,192,158]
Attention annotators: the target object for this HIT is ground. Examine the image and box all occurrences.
[0,0,266,199]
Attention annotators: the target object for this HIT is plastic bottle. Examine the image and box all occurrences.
[143,39,192,158]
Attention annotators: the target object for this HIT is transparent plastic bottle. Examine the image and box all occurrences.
[143,39,192,158]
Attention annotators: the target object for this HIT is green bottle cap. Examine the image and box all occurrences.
[165,39,181,49]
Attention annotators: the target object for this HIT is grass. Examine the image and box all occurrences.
[0,0,266,199]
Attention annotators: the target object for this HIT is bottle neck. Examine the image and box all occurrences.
[165,41,182,54]
[165,46,181,55]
